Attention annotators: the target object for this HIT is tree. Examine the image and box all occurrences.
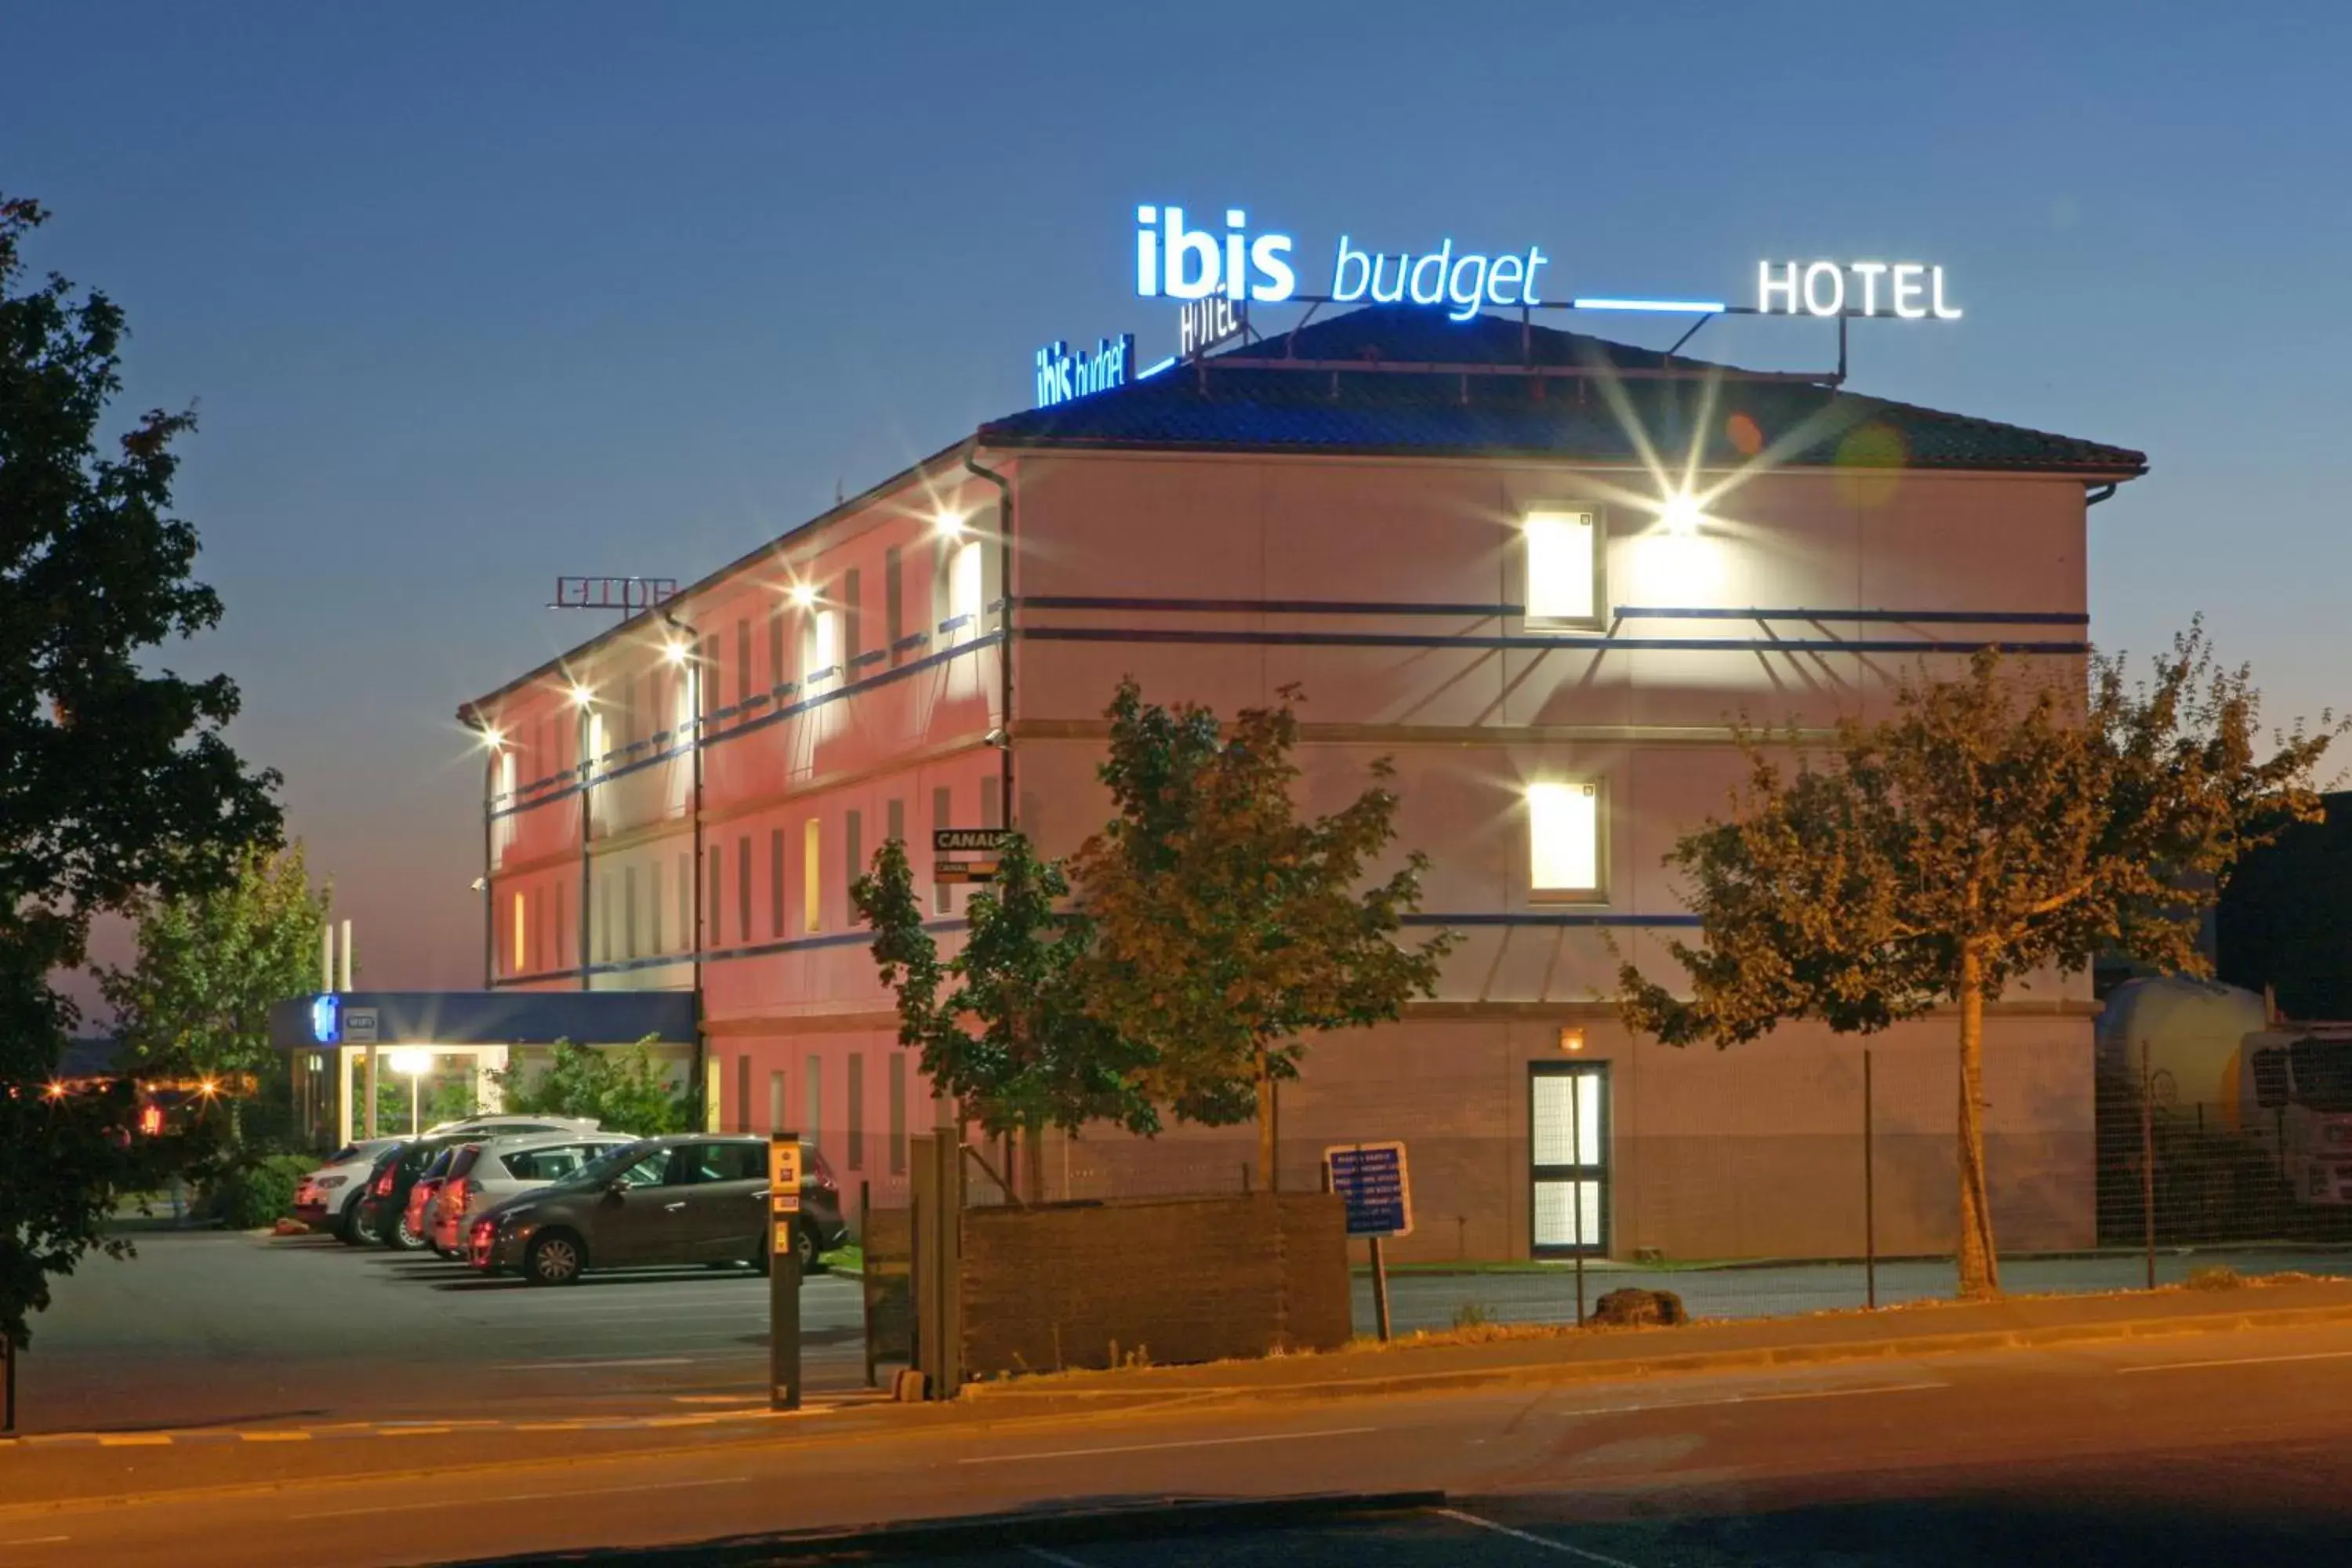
[1619,633,2336,1298]
[100,843,327,1145]
[854,833,1156,1196]
[490,1036,694,1136]
[0,196,281,1352]
[1070,680,1454,1191]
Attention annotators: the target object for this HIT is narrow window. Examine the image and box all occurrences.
[847,1052,865,1171]
[735,619,752,706]
[949,539,982,633]
[884,546,904,660]
[735,1054,752,1134]
[887,1052,908,1175]
[769,1070,786,1134]
[804,1054,822,1145]
[804,817,822,933]
[931,786,953,913]
[1523,509,1605,629]
[844,568,863,670]
[554,881,567,968]
[699,637,717,716]
[624,865,640,960]
[886,797,905,848]
[677,851,691,952]
[768,606,785,689]
[770,826,786,938]
[980,775,1002,830]
[1529,781,1604,901]
[510,891,526,977]
[708,844,724,945]
[648,857,663,953]
[845,809,864,903]
[597,874,612,964]
[736,835,752,946]
[533,887,546,974]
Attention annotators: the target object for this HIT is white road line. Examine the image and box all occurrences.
[1555,1380,1945,1417]
[960,1427,1379,1465]
[0,1537,70,1548]
[1022,1548,1091,1568]
[290,1475,746,1521]
[1430,1507,1642,1566]
[2118,1348,2352,1375]
[490,1356,697,1370]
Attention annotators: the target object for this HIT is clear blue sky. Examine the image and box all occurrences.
[7,2,2347,993]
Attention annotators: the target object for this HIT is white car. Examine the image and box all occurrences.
[424,1112,601,1138]
[293,1138,404,1242]
[427,1129,638,1258]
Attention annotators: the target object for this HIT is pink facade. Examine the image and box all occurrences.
[463,313,2143,1261]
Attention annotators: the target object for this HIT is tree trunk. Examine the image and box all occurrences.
[1955,947,2001,1299]
[1255,1048,1279,1195]
[1023,1120,1046,1203]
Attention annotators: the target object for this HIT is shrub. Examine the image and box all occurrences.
[2186,1265,2244,1290]
[207,1153,317,1229]
[1451,1301,1494,1329]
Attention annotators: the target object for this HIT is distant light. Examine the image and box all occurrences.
[789,581,819,608]
[1660,491,1704,537]
[933,511,967,539]
[44,1080,67,1101]
[1138,354,1177,379]
[567,683,593,709]
[1572,297,1727,314]
[198,1077,220,1098]
[662,639,691,667]
[388,1048,432,1077]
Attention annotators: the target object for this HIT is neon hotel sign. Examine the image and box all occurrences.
[1029,204,1961,408]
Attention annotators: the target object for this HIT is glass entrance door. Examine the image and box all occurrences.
[1530,1062,1610,1257]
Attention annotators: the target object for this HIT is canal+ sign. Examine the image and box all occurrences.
[1133,202,1962,321]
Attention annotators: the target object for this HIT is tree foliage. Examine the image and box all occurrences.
[0,196,282,1349]
[1070,680,1454,1185]
[855,833,1157,1176]
[1621,632,2337,1297]
[489,1036,693,1136]
[99,843,326,1144]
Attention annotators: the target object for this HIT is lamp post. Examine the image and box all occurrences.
[388,1049,431,1138]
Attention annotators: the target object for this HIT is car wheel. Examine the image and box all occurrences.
[387,1211,427,1251]
[351,1203,383,1246]
[525,1232,585,1287]
[336,1195,369,1247]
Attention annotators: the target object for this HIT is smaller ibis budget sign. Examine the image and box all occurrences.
[768,1134,801,1254]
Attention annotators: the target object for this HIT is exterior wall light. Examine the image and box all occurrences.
[567,683,594,708]
[662,639,691,667]
[790,581,819,609]
[935,510,967,538]
[1659,491,1703,537]
[1559,1025,1586,1054]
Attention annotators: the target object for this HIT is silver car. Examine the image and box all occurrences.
[428,1129,637,1257]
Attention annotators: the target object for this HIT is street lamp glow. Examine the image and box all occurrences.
[387,1049,431,1137]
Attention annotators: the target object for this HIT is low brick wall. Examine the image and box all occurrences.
[962,1192,1350,1377]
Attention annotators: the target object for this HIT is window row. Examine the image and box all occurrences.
[503,775,1004,975]
[728,1048,911,1177]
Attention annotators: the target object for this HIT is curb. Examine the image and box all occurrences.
[0,1402,848,1452]
[959,1298,2352,1410]
[448,1490,1449,1566]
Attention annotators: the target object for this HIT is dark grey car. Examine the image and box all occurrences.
[469,1134,848,1286]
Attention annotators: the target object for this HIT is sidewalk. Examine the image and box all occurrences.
[960,1274,2352,1410]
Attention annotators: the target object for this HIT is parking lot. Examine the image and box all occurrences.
[19,1227,872,1436]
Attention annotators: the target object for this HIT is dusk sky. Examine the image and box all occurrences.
[8,3,2347,1000]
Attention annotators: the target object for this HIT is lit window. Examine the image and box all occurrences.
[807,608,842,681]
[585,711,608,771]
[949,539,983,635]
[511,892,527,975]
[804,817,822,933]
[1524,509,1603,629]
[1529,781,1602,899]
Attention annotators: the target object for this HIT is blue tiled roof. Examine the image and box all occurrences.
[979,305,2146,477]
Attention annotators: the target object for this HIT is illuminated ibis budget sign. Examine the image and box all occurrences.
[1133,202,1962,321]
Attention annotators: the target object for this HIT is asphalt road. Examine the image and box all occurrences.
[18,1229,871,1434]
[9,1314,2352,1564]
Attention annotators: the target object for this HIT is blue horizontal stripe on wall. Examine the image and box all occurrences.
[1022,626,2089,657]
[1404,912,1704,928]
[491,630,1004,819]
[1018,595,2086,627]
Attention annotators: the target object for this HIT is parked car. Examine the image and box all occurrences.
[356,1116,597,1250]
[294,1138,404,1243]
[424,1112,601,1138]
[470,1134,848,1286]
[399,1146,461,1252]
[428,1130,637,1258]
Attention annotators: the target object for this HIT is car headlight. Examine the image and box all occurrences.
[316,1175,347,1189]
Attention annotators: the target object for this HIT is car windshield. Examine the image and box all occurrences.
[421,1148,456,1179]
[554,1140,660,1190]
[2291,1038,2352,1112]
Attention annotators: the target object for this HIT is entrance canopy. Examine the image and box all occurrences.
[267,990,696,1054]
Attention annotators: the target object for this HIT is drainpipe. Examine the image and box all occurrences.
[662,610,708,1128]
[577,700,593,993]
[2085,482,2118,508]
[963,445,1015,826]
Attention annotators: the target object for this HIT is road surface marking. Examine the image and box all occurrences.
[1022,1548,1091,1567]
[671,1394,764,1404]
[93,1435,172,1446]
[237,1431,313,1443]
[1430,1508,1642,1566]
[0,1537,69,1548]
[1556,1380,1944,1416]
[379,1426,451,1436]
[492,1356,697,1370]
[961,1428,1380,1465]
[2118,1349,2352,1374]
[291,1475,748,1521]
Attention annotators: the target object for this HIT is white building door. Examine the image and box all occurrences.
[1530,1063,1610,1258]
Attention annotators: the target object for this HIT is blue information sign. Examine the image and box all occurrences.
[1324,1141,1413,1239]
